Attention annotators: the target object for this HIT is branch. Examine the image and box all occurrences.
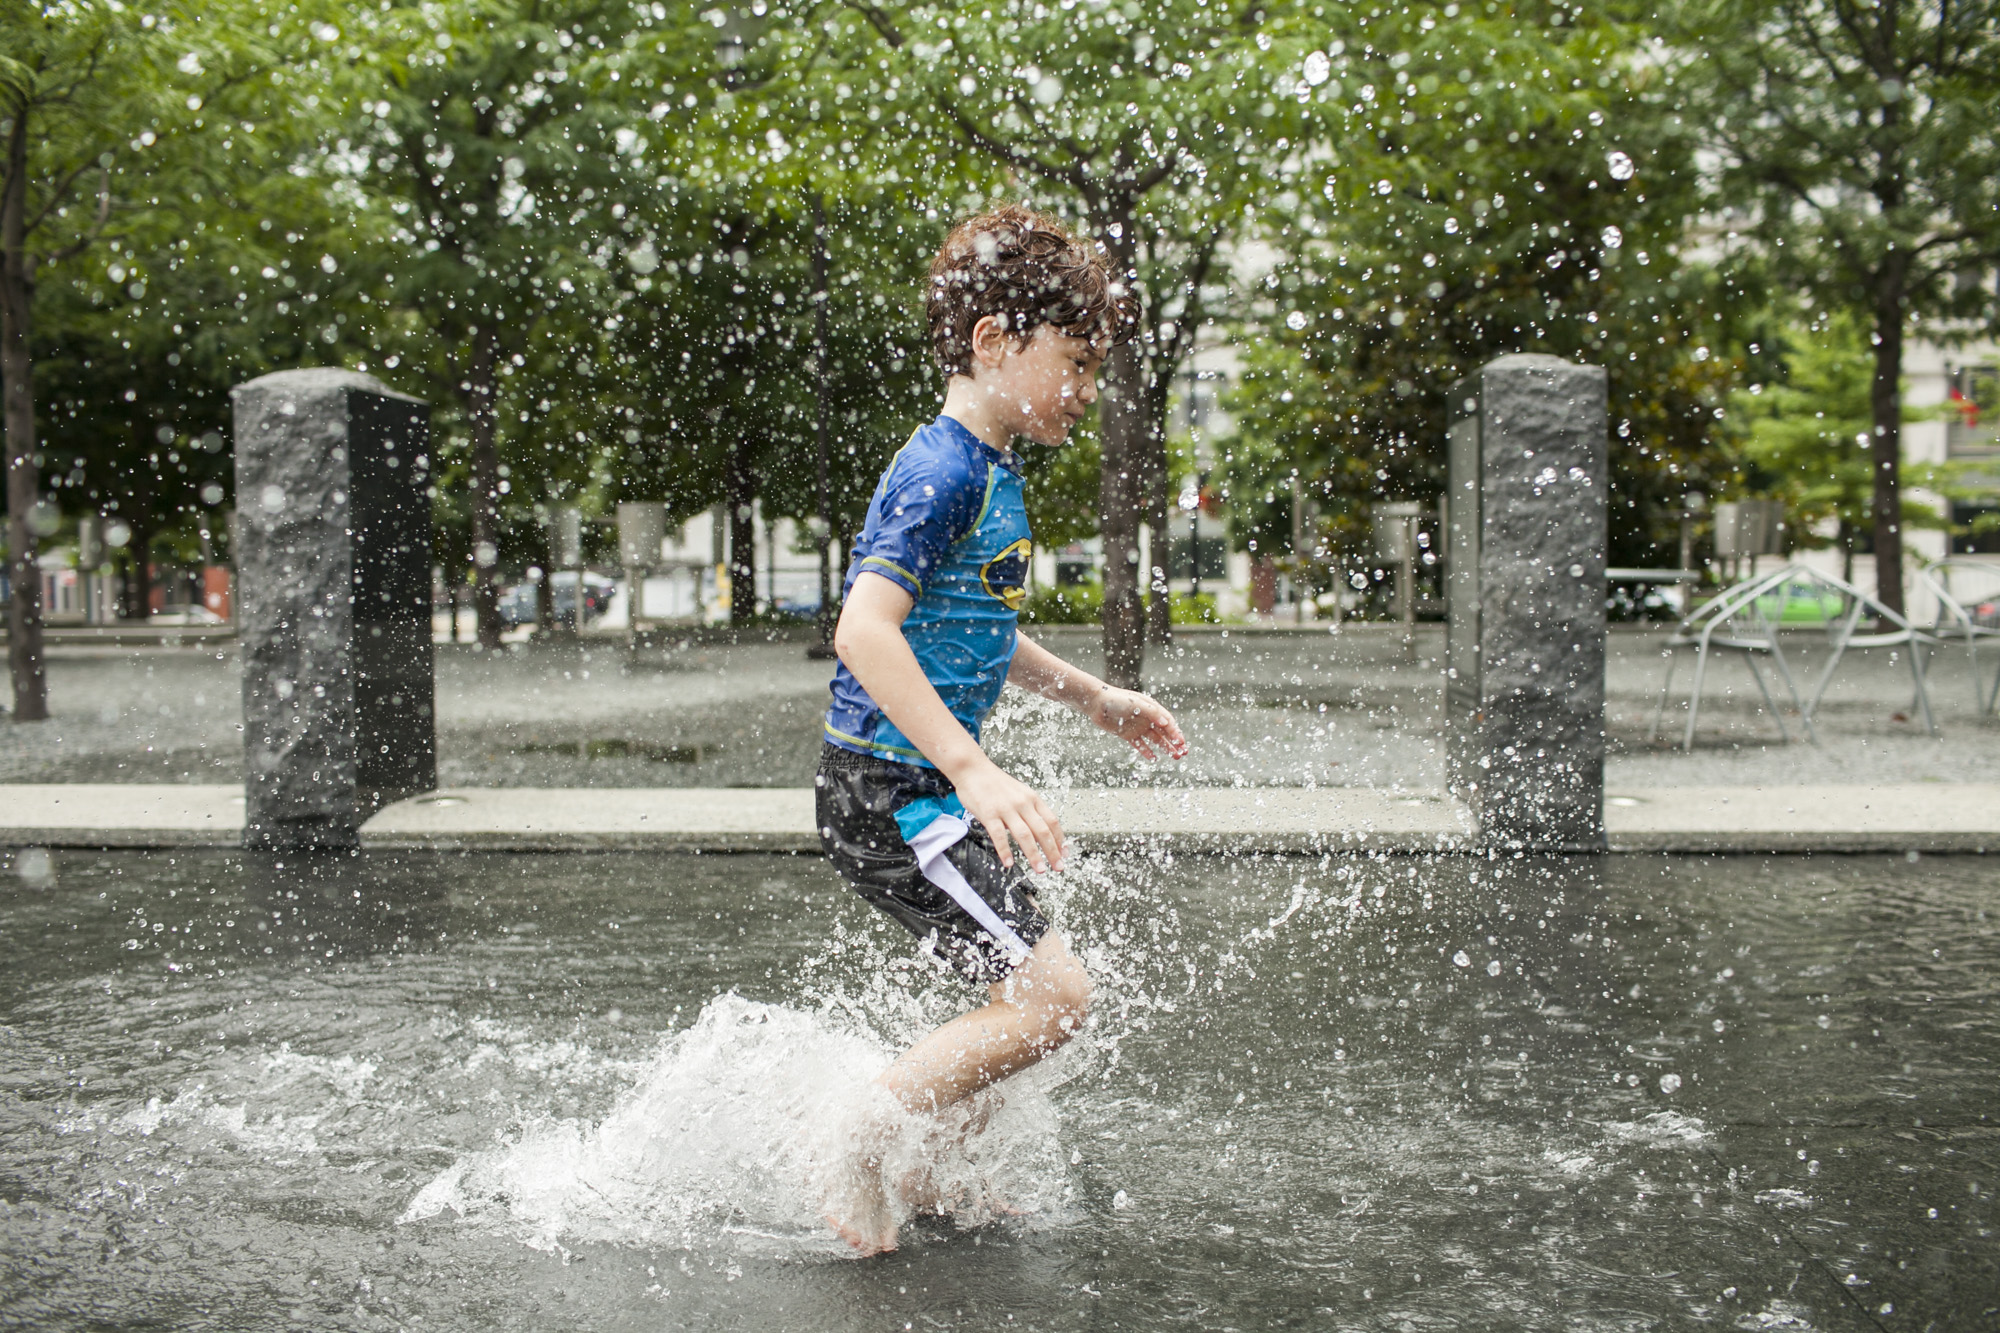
[400,123,453,231]
[1146,234,1220,407]
[1909,225,1995,258]
[937,96,1089,191]
[1822,0,1890,77]
[22,157,100,237]
[839,0,904,48]
[1127,148,1185,198]
[38,166,112,265]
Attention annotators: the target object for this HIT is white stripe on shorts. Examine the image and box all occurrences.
[904,811,1033,963]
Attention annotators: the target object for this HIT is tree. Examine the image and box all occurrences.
[2,0,319,715]
[1671,0,2000,614]
[1,0,132,720]
[341,0,658,647]
[1730,308,1949,582]
[1732,312,1876,581]
[596,186,942,623]
[776,0,1310,685]
[1221,0,1740,596]
[36,54,368,622]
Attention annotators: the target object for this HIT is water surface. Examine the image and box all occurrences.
[1,848,1993,1330]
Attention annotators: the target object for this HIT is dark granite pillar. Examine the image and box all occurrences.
[1445,354,1607,851]
[232,370,435,852]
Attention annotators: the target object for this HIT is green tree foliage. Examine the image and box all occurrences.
[4,0,344,716]
[599,189,944,619]
[1221,0,1741,601]
[1731,313,1875,579]
[1667,0,2000,613]
[36,10,363,617]
[766,0,1315,681]
[1017,427,1106,552]
[18,0,1983,692]
[318,0,953,630]
[336,0,652,645]
[1731,310,1952,578]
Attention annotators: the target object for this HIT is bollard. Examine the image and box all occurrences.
[233,369,435,852]
[617,501,666,665]
[1445,354,1607,852]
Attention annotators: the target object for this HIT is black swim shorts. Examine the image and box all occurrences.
[815,743,1051,986]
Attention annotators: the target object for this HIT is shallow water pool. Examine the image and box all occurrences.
[1,847,1993,1331]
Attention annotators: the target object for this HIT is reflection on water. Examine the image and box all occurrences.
[0,848,1993,1331]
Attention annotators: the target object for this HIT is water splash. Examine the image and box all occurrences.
[399,992,1073,1254]
[1601,1109,1710,1147]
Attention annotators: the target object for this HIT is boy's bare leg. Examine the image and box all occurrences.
[879,932,1093,1113]
[827,932,1092,1255]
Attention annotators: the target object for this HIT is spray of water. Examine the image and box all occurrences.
[401,994,1090,1251]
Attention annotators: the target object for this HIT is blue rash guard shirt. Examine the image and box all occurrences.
[824,414,1032,766]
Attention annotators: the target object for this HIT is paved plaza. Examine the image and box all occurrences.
[3,625,1993,793]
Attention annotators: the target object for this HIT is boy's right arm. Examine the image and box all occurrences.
[834,572,1069,873]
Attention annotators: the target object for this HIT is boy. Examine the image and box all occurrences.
[817,206,1188,1254]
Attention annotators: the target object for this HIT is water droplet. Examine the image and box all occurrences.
[15,848,53,886]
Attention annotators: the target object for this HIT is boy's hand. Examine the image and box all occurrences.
[952,759,1069,873]
[1088,688,1190,761]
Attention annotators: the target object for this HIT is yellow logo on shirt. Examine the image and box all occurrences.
[980,539,1031,611]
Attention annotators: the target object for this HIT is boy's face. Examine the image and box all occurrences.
[970,319,1104,448]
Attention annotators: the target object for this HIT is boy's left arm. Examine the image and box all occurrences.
[1007,632,1190,761]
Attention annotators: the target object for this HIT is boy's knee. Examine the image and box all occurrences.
[1029,956,1092,1040]
[1058,963,1094,1022]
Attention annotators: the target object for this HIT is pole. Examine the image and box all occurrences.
[1290,469,1304,625]
[1185,361,1201,604]
[808,193,837,660]
[1188,500,1201,603]
[1399,514,1416,663]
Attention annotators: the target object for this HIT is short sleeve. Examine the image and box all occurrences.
[853,451,982,598]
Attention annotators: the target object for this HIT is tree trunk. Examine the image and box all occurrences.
[125,521,154,622]
[121,410,155,622]
[1868,272,1906,618]
[2,107,46,721]
[1098,340,1146,689]
[726,437,757,625]
[534,567,554,638]
[465,324,504,649]
[812,193,835,650]
[1144,422,1172,647]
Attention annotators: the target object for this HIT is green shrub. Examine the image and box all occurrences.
[1169,591,1221,625]
[1021,581,1104,625]
[1020,583,1226,626]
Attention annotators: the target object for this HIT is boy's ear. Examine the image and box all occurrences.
[967,314,1013,372]
[968,313,1034,373]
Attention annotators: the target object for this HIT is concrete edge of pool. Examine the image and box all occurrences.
[1,783,1996,855]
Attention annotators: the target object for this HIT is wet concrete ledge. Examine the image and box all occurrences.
[2,783,1997,855]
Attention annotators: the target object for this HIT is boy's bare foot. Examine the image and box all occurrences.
[821,1095,903,1256]
[824,1159,898,1256]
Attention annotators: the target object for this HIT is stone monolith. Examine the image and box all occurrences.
[1445,354,1607,851]
[233,369,434,852]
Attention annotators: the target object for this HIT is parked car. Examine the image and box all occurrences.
[497,571,618,627]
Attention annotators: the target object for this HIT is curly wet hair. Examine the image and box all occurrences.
[926,205,1137,379]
